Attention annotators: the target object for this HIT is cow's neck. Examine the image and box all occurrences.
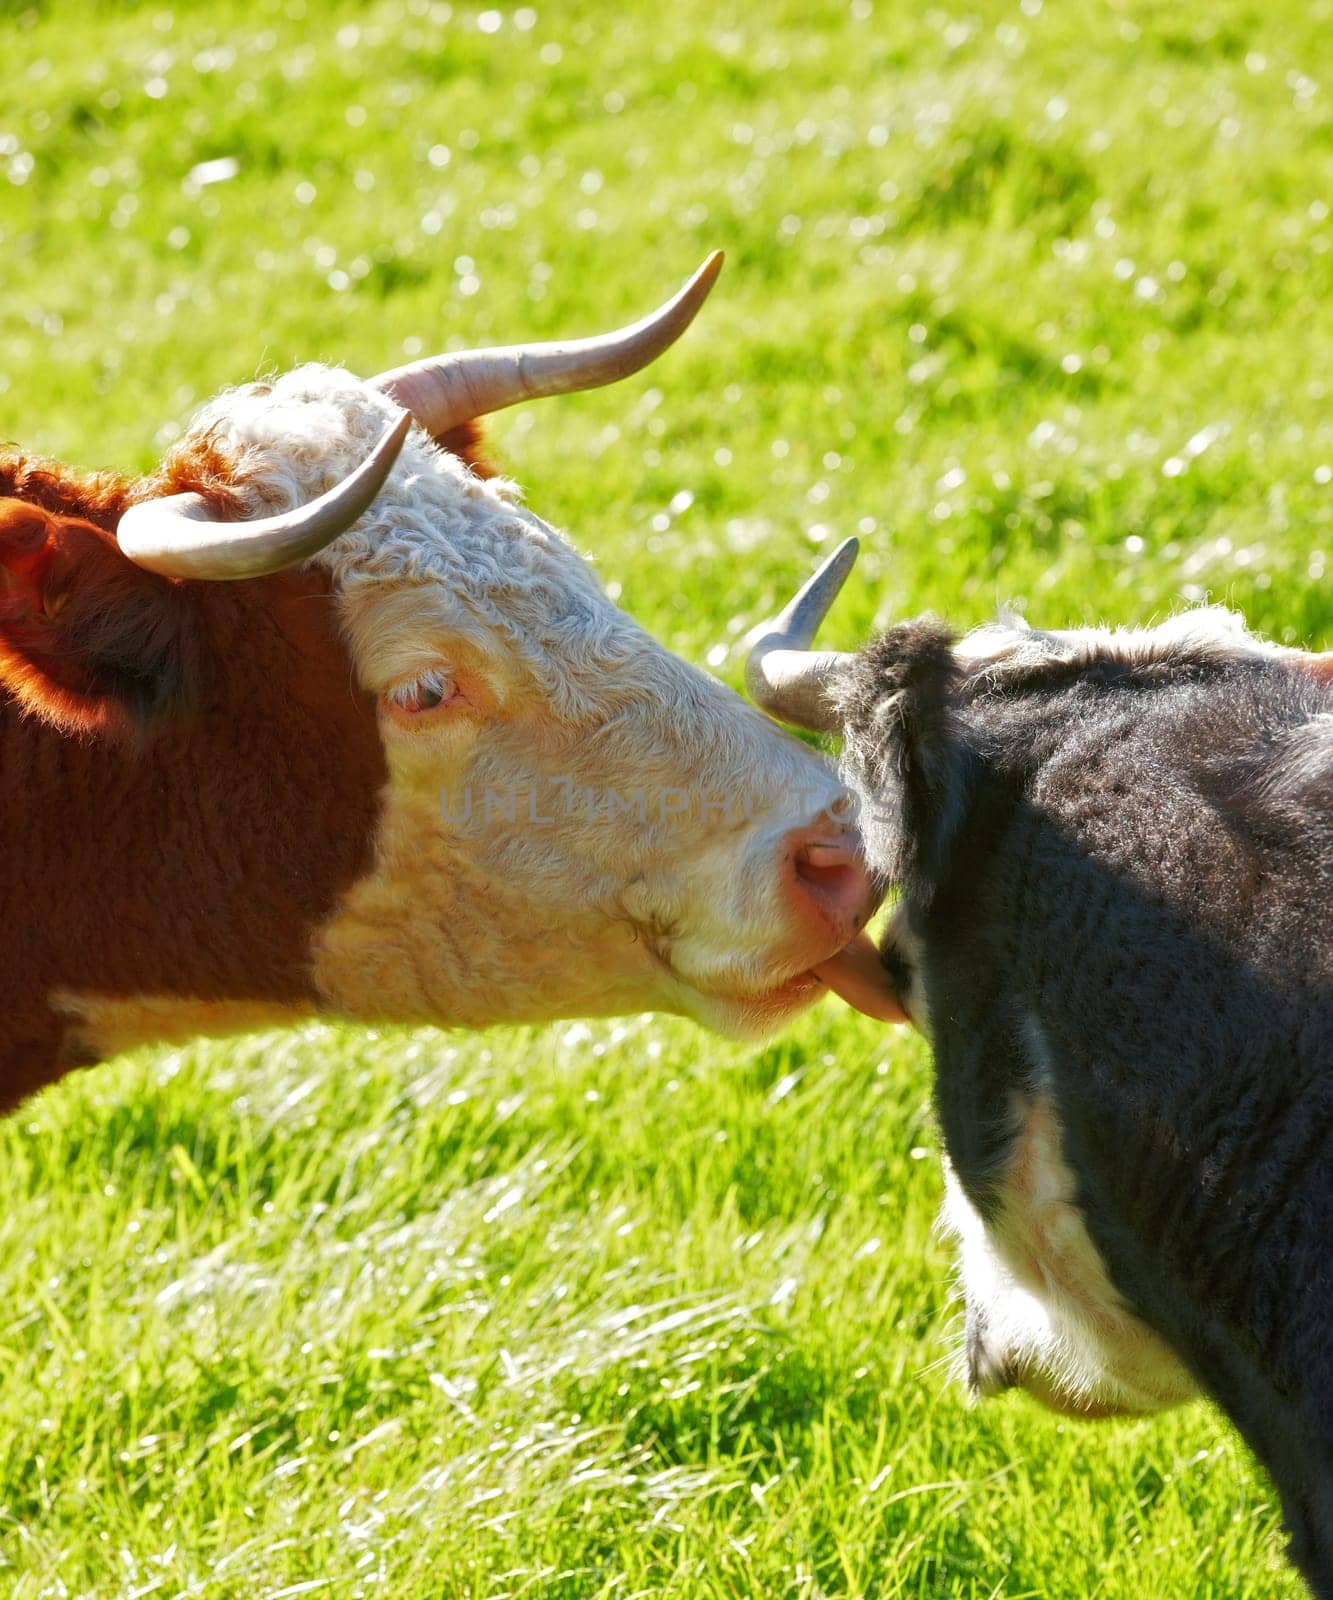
[0,567,386,1110]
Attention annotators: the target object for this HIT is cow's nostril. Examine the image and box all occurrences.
[791,837,873,932]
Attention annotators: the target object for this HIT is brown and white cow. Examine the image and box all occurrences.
[0,257,882,1113]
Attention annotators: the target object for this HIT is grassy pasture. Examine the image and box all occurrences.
[1,0,1330,1595]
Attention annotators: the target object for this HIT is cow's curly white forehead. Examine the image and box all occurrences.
[183,364,666,715]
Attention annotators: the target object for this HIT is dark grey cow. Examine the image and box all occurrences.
[745,545,1333,1595]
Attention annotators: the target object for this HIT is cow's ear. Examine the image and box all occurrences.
[841,620,976,893]
[433,420,497,479]
[0,497,201,737]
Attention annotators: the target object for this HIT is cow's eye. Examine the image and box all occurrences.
[387,669,454,716]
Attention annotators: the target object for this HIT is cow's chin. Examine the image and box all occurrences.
[683,969,828,1039]
[676,932,907,1038]
[1004,1356,1177,1420]
[1009,1365,1157,1422]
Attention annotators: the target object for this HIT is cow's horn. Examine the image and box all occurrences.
[371,251,724,437]
[117,412,410,580]
[744,537,858,733]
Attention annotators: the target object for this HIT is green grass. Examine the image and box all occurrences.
[1,0,1329,1595]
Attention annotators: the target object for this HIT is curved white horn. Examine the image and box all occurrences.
[118,412,410,580]
[744,537,859,733]
[371,251,724,437]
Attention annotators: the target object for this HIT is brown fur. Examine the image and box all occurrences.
[432,421,496,478]
[0,449,390,1111]
[0,500,201,736]
[0,452,140,529]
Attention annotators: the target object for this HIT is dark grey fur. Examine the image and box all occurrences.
[838,617,1333,1594]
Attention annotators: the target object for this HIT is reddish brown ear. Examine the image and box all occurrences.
[433,420,497,479]
[0,497,201,737]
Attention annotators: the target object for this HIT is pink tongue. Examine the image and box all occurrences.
[812,931,908,1023]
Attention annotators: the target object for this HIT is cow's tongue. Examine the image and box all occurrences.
[812,931,907,1023]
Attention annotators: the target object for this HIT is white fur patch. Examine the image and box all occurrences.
[174,367,858,1032]
[943,1018,1197,1416]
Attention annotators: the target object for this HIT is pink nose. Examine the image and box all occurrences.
[784,827,878,946]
